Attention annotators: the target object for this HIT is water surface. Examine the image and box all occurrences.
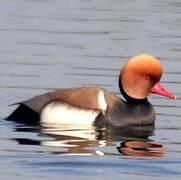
[0,0,181,179]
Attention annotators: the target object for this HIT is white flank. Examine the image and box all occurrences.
[40,102,99,127]
[98,91,107,111]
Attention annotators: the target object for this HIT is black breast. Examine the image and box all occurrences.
[95,94,155,127]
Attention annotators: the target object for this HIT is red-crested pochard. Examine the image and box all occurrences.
[6,54,176,127]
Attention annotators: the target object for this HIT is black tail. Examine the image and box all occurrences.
[6,104,40,125]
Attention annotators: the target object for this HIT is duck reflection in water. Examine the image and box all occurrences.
[117,140,165,157]
[12,123,165,157]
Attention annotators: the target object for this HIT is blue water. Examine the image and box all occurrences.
[0,0,181,179]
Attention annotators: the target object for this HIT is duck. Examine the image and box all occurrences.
[6,54,176,127]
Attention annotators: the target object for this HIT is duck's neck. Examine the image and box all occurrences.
[119,80,148,104]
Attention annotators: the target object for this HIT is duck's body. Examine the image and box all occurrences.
[6,54,175,127]
[7,87,155,126]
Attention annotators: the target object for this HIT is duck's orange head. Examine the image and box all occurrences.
[119,54,176,100]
